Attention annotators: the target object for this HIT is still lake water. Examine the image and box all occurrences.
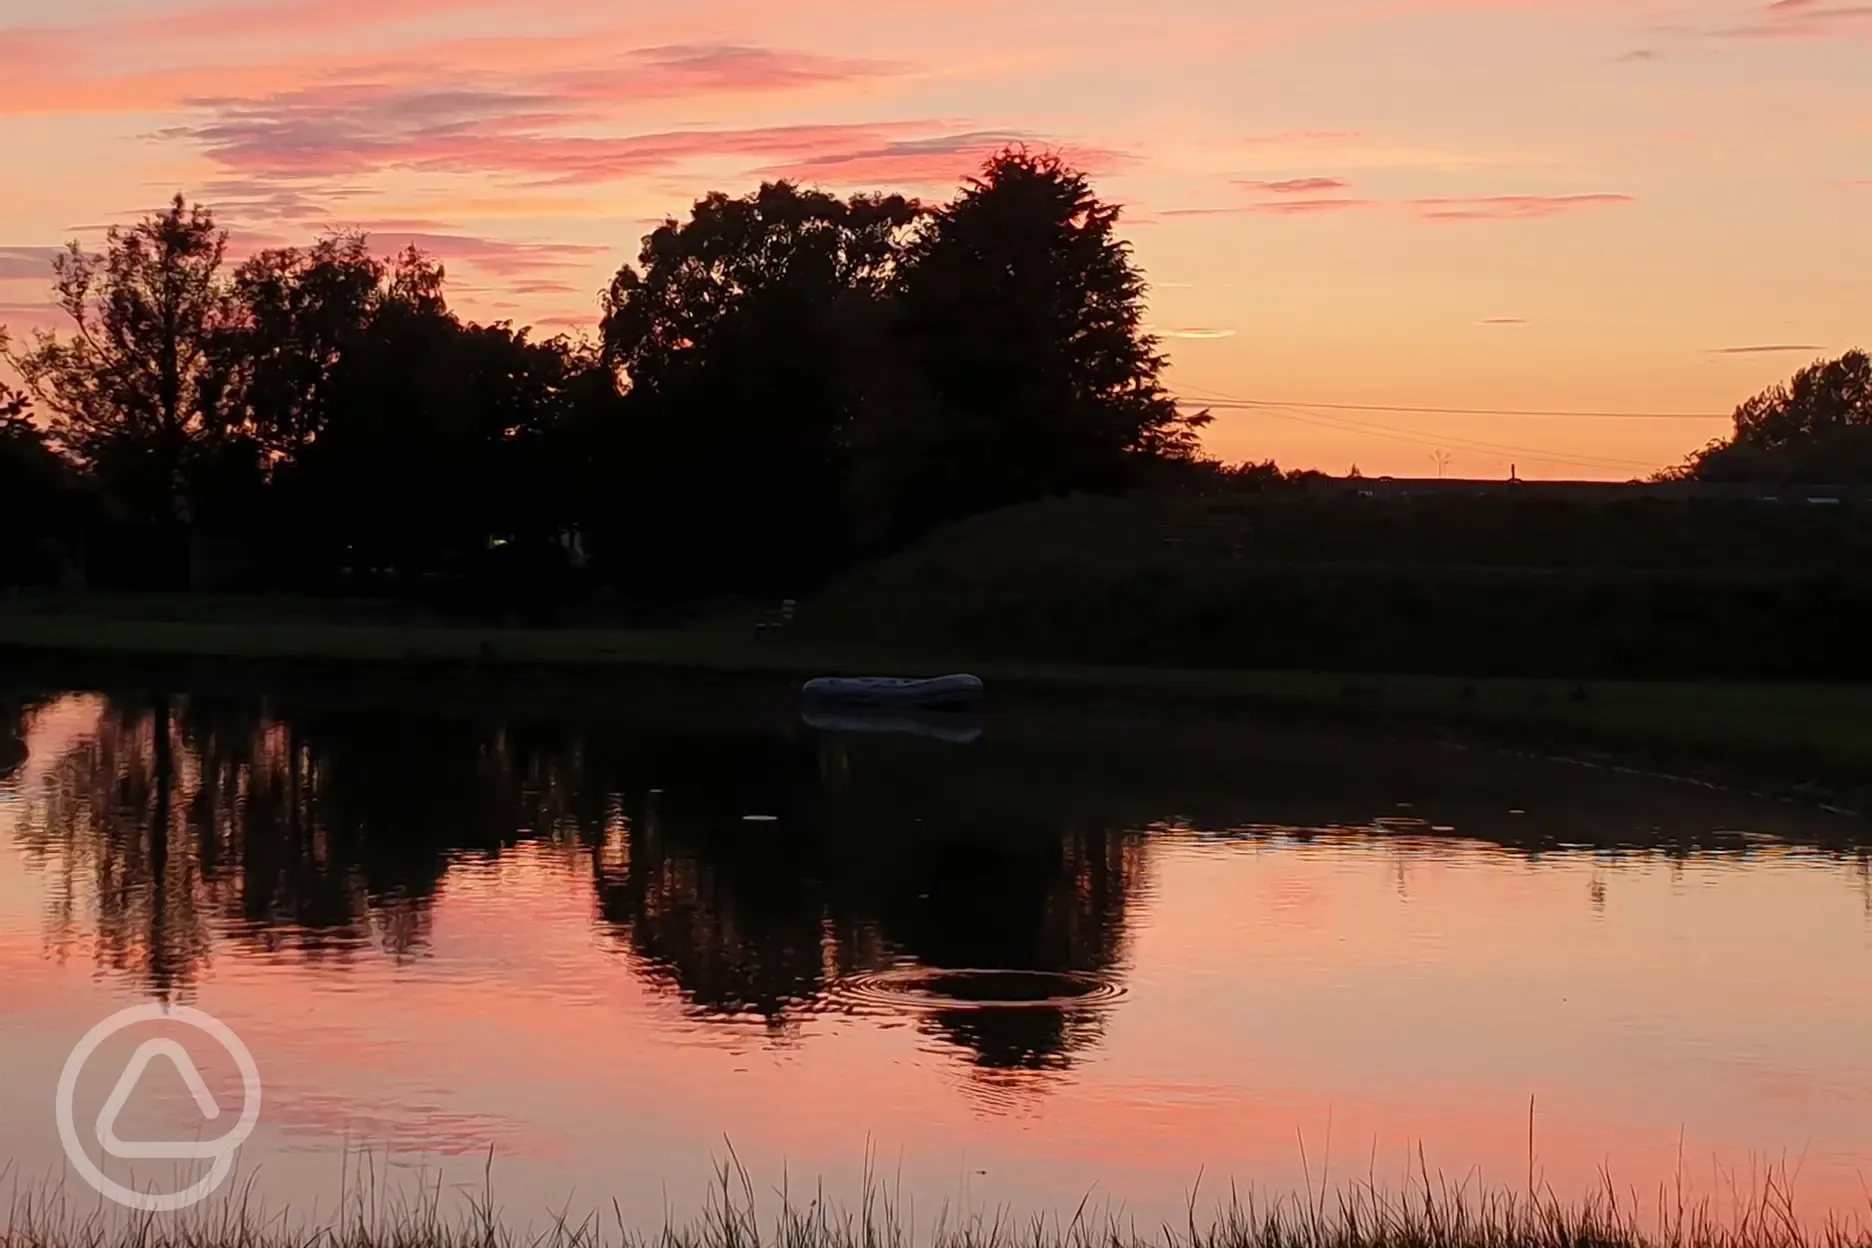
[2,678,1870,1228]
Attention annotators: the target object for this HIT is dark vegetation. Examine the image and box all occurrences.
[1664,349,1872,483]
[2,150,1869,684]
[801,491,1872,680]
[2,1160,1866,1248]
[0,150,1205,603]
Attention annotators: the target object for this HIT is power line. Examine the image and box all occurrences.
[1175,392,1728,420]
[1172,384,1709,473]
[1241,402,1659,473]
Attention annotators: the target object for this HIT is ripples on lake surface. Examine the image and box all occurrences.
[0,678,1868,1227]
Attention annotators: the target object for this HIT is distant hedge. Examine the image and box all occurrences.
[807,494,1872,678]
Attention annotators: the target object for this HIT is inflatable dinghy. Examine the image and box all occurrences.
[800,673,983,708]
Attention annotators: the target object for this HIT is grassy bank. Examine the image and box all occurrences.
[1,1162,1862,1248]
[801,494,1872,682]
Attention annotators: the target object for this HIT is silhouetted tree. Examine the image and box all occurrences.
[0,339,84,584]
[887,148,1208,540]
[602,182,917,388]
[0,364,28,427]
[0,366,55,496]
[1676,349,1872,482]
[0,694,32,782]
[598,182,921,589]
[0,165,1220,599]
[218,232,392,461]
[280,270,596,590]
[6,196,250,524]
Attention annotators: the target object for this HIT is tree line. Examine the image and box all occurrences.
[3,142,1867,602]
[0,150,1209,598]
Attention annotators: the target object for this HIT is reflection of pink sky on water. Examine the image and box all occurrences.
[2,697,1870,1229]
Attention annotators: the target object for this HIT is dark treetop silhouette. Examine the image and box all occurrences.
[1667,349,1872,483]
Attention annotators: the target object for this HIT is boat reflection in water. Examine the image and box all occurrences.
[800,708,985,744]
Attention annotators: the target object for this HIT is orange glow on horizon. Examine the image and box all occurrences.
[2,0,1867,477]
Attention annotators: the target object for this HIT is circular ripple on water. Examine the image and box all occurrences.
[831,967,1126,1014]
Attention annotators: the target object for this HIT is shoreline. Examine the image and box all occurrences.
[1,604,1869,805]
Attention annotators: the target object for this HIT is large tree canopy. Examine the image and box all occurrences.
[8,196,242,522]
[1677,350,1872,482]
[265,251,597,580]
[601,181,919,391]
[889,148,1208,538]
[221,232,402,460]
[593,154,1207,585]
[598,182,922,589]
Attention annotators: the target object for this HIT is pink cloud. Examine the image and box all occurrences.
[166,85,935,184]
[1235,130,1363,147]
[1,37,896,118]
[624,43,901,92]
[195,181,382,223]
[123,0,514,43]
[336,217,456,232]
[1252,197,1375,216]
[334,231,611,278]
[1710,0,1872,38]
[4,222,607,304]
[145,48,1039,197]
[1707,343,1824,355]
[1238,177,1353,194]
[509,279,583,295]
[157,64,1082,195]
[1161,199,1376,218]
[0,248,63,281]
[0,300,72,336]
[1159,190,1632,224]
[1410,194,1635,221]
[757,132,1130,188]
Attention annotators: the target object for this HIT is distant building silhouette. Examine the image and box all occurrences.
[1308,477,1871,503]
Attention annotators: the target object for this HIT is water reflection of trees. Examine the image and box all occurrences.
[13,695,215,997]
[584,727,1148,1081]
[7,695,559,993]
[4,694,1148,1083]
[0,695,29,780]
[22,688,1856,1083]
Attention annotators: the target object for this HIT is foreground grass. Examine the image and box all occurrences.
[2,1160,1866,1248]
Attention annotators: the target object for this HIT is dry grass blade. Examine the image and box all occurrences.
[2,1158,1864,1248]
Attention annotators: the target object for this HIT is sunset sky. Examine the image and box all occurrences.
[1,0,1867,477]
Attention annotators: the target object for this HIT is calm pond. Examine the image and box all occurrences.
[1,676,1869,1227]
